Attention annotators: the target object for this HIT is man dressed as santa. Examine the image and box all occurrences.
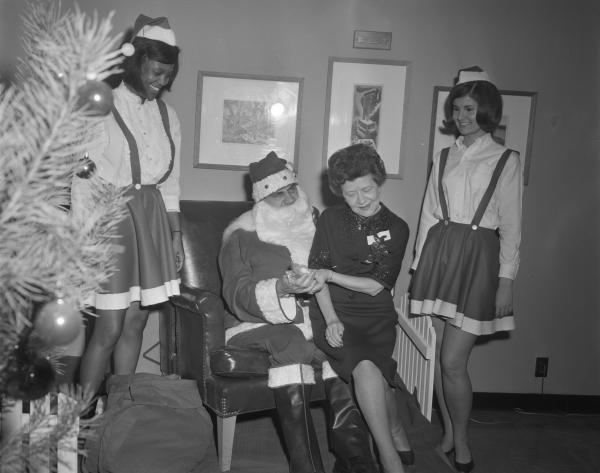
[219,151,378,473]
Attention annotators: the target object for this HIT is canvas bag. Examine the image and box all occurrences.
[83,373,216,473]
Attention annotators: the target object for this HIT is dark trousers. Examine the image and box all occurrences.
[228,324,325,368]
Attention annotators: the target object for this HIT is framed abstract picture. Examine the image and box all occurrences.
[323,57,410,179]
[194,71,303,170]
[428,86,537,184]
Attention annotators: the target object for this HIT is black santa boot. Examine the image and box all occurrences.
[273,381,325,473]
[324,370,379,473]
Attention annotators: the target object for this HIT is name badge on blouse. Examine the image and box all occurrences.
[367,230,391,245]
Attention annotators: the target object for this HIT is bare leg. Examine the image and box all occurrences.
[80,308,127,397]
[113,302,149,374]
[385,385,411,452]
[431,317,454,452]
[439,322,477,464]
[353,360,405,473]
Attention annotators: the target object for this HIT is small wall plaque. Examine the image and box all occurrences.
[353,30,392,50]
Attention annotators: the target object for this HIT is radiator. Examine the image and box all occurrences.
[0,393,78,473]
[394,293,436,421]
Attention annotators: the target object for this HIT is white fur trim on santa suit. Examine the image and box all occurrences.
[221,209,255,245]
[321,360,339,381]
[255,278,297,324]
[252,164,296,202]
[268,363,315,388]
[225,321,267,343]
[253,187,315,266]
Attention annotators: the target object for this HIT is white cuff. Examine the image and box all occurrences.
[268,364,315,388]
[321,361,338,381]
[161,194,180,213]
[255,278,296,324]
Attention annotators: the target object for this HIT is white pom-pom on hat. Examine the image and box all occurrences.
[120,15,177,58]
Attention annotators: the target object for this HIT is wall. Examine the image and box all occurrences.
[63,0,599,395]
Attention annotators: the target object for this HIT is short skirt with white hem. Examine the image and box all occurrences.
[91,185,180,311]
[410,220,515,336]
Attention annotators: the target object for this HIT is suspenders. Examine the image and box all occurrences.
[111,97,175,186]
[438,147,513,228]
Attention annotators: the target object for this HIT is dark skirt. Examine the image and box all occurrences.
[310,289,398,385]
[410,220,515,335]
[93,185,180,310]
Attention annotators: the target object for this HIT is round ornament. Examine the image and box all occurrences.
[76,80,113,116]
[3,346,55,401]
[76,153,96,179]
[33,298,82,346]
[120,42,135,57]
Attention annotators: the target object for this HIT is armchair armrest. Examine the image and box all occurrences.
[166,285,227,398]
[174,285,226,348]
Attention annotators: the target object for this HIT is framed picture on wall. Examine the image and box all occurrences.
[428,86,537,184]
[194,71,303,170]
[323,57,411,179]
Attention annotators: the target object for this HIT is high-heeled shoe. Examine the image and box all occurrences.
[454,458,474,473]
[396,449,415,466]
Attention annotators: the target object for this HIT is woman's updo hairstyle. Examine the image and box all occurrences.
[327,143,386,197]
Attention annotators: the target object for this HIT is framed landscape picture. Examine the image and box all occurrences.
[194,71,303,170]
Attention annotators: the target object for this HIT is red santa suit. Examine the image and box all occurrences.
[219,187,320,387]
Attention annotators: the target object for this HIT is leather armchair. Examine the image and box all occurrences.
[159,200,325,472]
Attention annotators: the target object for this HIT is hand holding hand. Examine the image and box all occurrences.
[313,269,332,284]
[278,269,317,295]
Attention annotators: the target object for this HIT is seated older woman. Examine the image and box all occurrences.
[309,143,412,473]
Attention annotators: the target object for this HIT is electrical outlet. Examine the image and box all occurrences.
[535,357,549,378]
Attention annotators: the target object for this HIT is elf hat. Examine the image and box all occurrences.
[249,151,297,202]
[456,66,492,85]
[121,15,177,57]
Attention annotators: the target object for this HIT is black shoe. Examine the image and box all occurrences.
[454,458,474,472]
[397,449,415,466]
[443,447,454,459]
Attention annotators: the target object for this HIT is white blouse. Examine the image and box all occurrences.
[72,83,181,212]
[412,133,523,279]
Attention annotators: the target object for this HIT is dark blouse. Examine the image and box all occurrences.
[309,203,409,291]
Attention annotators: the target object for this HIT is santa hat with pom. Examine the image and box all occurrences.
[249,151,297,202]
[121,15,177,57]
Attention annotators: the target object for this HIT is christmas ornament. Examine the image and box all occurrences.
[76,152,96,179]
[121,42,135,57]
[33,298,82,346]
[76,79,113,116]
[3,343,55,401]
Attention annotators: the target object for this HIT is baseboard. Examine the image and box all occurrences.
[472,392,600,413]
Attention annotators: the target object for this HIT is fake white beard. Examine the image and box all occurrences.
[253,188,315,266]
